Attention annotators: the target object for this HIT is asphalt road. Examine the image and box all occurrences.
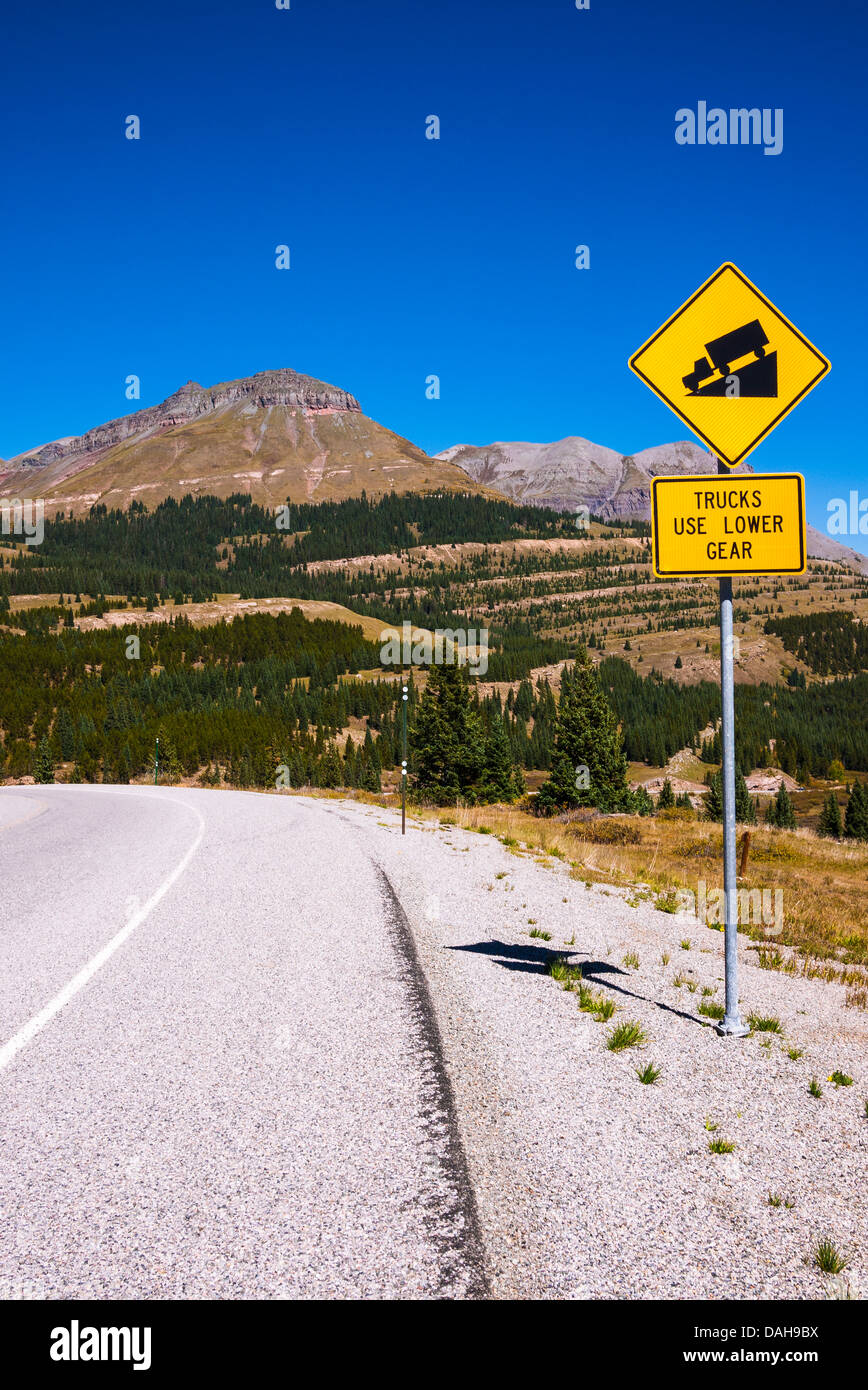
[0,785,486,1300]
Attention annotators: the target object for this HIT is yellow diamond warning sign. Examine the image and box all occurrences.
[651,473,806,577]
[629,264,830,468]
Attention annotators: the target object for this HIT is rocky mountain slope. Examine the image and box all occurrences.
[437,437,747,519]
[439,436,868,573]
[0,370,479,515]
[5,374,864,573]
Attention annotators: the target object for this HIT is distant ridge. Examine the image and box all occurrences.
[439,436,868,574]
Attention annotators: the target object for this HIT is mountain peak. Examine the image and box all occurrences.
[10,368,362,473]
[1,367,478,515]
[201,368,362,414]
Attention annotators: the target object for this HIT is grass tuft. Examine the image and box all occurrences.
[814,1238,848,1275]
[655,890,681,914]
[748,1013,783,1034]
[636,1062,662,1085]
[828,1071,853,1087]
[592,997,617,1021]
[547,957,582,987]
[606,1020,647,1052]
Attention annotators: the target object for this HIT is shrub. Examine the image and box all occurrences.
[567,818,641,845]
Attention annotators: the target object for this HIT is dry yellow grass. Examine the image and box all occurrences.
[372,797,868,988]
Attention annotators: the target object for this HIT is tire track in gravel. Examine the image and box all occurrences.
[376,866,489,1299]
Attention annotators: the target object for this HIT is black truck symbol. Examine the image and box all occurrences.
[682,319,778,397]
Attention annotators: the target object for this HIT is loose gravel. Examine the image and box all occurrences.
[335,797,868,1301]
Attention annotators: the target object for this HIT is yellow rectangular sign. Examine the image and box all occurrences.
[651,473,806,577]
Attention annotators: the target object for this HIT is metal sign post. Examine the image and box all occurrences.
[401,683,408,834]
[630,261,830,1041]
[153,736,159,786]
[716,461,748,1036]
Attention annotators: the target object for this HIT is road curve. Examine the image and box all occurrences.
[0,785,486,1300]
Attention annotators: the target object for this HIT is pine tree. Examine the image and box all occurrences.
[410,660,486,805]
[767,782,796,829]
[319,744,342,789]
[536,649,632,814]
[56,706,76,761]
[704,770,723,821]
[33,737,55,784]
[844,781,868,841]
[658,777,675,810]
[817,792,843,840]
[158,733,183,785]
[479,708,523,803]
[634,785,654,816]
[736,773,756,824]
[704,769,756,824]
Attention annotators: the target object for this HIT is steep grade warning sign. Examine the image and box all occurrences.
[629,264,830,467]
[651,473,806,577]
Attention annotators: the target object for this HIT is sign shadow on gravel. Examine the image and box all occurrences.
[450,942,707,1029]
[446,941,625,978]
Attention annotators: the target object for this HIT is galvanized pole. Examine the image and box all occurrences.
[716,457,748,1037]
[154,736,159,787]
[401,682,408,834]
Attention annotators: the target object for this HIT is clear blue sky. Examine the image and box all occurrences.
[2,0,864,547]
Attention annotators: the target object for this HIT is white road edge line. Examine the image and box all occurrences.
[0,793,206,1075]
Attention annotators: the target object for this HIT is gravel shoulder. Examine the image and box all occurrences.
[332,796,868,1300]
